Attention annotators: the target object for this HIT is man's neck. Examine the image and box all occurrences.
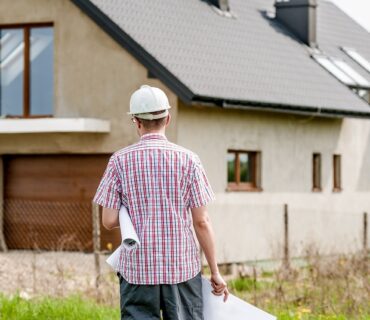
[140,130,166,137]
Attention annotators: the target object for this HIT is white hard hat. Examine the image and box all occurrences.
[128,85,171,120]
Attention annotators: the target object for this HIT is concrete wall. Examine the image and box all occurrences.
[177,102,370,263]
[0,0,178,155]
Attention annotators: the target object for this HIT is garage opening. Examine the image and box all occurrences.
[3,154,120,251]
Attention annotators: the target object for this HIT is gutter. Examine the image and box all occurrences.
[192,95,370,119]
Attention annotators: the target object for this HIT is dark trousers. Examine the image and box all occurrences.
[118,272,204,320]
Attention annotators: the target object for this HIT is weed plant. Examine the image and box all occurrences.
[228,248,369,319]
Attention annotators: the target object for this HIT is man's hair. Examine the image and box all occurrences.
[136,110,168,130]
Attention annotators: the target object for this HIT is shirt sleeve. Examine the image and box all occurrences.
[188,157,215,209]
[93,155,122,210]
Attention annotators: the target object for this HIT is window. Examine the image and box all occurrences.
[227,150,261,191]
[313,55,355,86]
[341,47,370,73]
[312,54,370,89]
[0,23,53,118]
[333,154,341,192]
[332,58,370,88]
[312,153,321,192]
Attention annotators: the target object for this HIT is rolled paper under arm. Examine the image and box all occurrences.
[106,206,140,270]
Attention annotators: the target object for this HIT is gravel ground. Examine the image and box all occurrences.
[0,251,119,303]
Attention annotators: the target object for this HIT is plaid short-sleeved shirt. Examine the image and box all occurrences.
[93,133,215,285]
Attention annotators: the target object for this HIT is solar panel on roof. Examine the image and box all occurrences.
[341,47,370,74]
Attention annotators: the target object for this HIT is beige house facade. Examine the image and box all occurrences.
[0,0,369,262]
[177,104,370,262]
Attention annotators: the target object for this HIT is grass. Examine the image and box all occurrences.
[0,294,119,320]
[227,249,370,320]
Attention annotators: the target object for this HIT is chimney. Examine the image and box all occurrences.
[275,0,317,47]
[209,0,229,11]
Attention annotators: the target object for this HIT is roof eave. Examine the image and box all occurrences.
[192,95,370,119]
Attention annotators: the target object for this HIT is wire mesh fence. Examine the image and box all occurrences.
[4,199,93,251]
[2,199,121,252]
[0,200,121,305]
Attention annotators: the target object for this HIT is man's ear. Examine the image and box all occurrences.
[165,113,171,127]
[135,117,142,129]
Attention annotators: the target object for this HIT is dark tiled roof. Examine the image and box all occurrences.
[72,0,370,118]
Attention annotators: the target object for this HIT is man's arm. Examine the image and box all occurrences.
[102,207,119,230]
[191,206,229,302]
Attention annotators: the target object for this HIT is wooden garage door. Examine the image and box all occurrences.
[4,154,121,251]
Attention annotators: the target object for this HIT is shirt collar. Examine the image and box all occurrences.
[140,133,168,141]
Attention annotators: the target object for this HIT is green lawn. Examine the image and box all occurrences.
[0,295,119,320]
[1,293,369,320]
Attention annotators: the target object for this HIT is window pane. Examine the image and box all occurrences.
[342,47,370,73]
[333,155,341,189]
[239,153,251,183]
[332,58,370,88]
[313,153,321,189]
[227,153,236,183]
[0,29,24,116]
[30,27,53,115]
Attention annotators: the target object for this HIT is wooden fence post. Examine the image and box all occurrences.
[0,156,7,252]
[283,203,290,269]
[0,201,7,252]
[363,212,368,255]
[92,202,101,300]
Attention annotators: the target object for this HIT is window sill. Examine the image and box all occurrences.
[0,118,110,133]
[226,184,263,192]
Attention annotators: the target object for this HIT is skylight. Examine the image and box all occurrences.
[341,47,370,73]
[312,54,370,89]
[312,55,356,86]
[331,58,370,88]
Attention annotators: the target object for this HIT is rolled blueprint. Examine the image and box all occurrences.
[202,277,276,320]
[106,206,140,270]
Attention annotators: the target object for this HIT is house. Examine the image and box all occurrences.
[0,0,369,263]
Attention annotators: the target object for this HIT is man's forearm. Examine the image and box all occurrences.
[192,206,229,301]
[193,217,219,275]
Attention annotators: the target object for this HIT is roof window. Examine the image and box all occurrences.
[312,54,370,89]
[332,58,370,88]
[341,47,370,74]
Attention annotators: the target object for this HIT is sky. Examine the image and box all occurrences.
[330,0,370,32]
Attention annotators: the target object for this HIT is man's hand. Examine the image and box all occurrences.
[210,273,229,302]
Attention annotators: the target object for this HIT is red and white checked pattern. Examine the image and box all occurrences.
[94,133,215,284]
